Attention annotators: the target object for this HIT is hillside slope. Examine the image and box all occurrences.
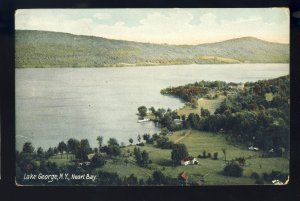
[15,30,289,68]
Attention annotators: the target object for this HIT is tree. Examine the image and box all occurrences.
[154,108,166,120]
[133,147,142,165]
[37,147,44,159]
[96,136,103,151]
[78,139,91,160]
[223,161,243,177]
[149,106,156,114]
[187,113,200,129]
[129,138,133,145]
[58,141,67,159]
[124,174,139,185]
[171,144,189,165]
[142,134,151,143]
[212,152,218,160]
[201,107,211,117]
[160,128,169,136]
[106,138,121,157]
[222,148,227,163]
[141,150,149,167]
[137,135,141,143]
[22,142,34,154]
[152,170,166,185]
[138,106,147,118]
[156,136,169,149]
[133,147,150,167]
[45,147,54,158]
[67,138,80,158]
[90,153,106,168]
[53,147,59,155]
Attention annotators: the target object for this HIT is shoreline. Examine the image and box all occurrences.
[15,62,290,69]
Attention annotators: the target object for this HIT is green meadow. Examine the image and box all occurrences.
[45,130,289,185]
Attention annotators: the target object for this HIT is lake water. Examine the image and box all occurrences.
[15,64,289,150]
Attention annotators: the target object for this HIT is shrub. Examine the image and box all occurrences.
[262,172,269,181]
[212,152,218,160]
[267,170,288,182]
[223,161,243,177]
[234,157,246,166]
[90,153,106,168]
[255,179,264,184]
[202,150,207,158]
[207,153,212,158]
[137,142,145,146]
[250,172,260,180]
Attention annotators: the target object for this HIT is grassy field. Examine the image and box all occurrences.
[176,95,226,116]
[194,55,242,64]
[167,130,289,184]
[42,130,289,185]
[99,130,289,185]
[47,153,75,166]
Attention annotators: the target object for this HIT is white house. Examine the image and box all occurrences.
[181,157,198,166]
[173,119,183,125]
[248,146,259,151]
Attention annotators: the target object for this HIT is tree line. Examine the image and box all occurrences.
[160,76,290,153]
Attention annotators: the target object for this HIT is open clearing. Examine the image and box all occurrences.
[100,130,289,185]
[176,95,226,117]
[44,130,289,185]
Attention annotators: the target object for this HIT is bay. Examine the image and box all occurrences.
[15,63,289,150]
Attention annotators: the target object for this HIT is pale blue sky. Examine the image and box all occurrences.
[15,8,289,45]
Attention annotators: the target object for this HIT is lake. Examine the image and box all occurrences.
[15,63,289,150]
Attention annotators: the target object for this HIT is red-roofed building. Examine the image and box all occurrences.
[178,171,189,182]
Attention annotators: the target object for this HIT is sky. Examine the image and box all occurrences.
[15,8,289,45]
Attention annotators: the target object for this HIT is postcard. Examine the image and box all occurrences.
[15,8,289,186]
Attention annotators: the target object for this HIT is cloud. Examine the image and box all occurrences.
[93,13,111,20]
[199,13,217,25]
[15,9,289,45]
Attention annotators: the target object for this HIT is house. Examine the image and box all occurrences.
[173,119,183,125]
[74,156,93,167]
[84,161,91,166]
[228,82,238,89]
[178,171,189,182]
[248,146,259,151]
[272,180,284,185]
[181,156,198,166]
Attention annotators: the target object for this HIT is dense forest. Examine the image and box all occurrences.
[160,75,290,153]
[15,30,289,68]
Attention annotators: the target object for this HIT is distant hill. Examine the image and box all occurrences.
[15,30,289,68]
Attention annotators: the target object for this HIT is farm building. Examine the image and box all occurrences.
[181,156,198,166]
[178,171,189,182]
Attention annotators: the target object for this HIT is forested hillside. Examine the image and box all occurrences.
[161,75,290,153]
[15,30,289,68]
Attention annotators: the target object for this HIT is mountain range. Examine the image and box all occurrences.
[15,30,289,68]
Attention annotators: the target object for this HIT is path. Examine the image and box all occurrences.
[174,131,192,144]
